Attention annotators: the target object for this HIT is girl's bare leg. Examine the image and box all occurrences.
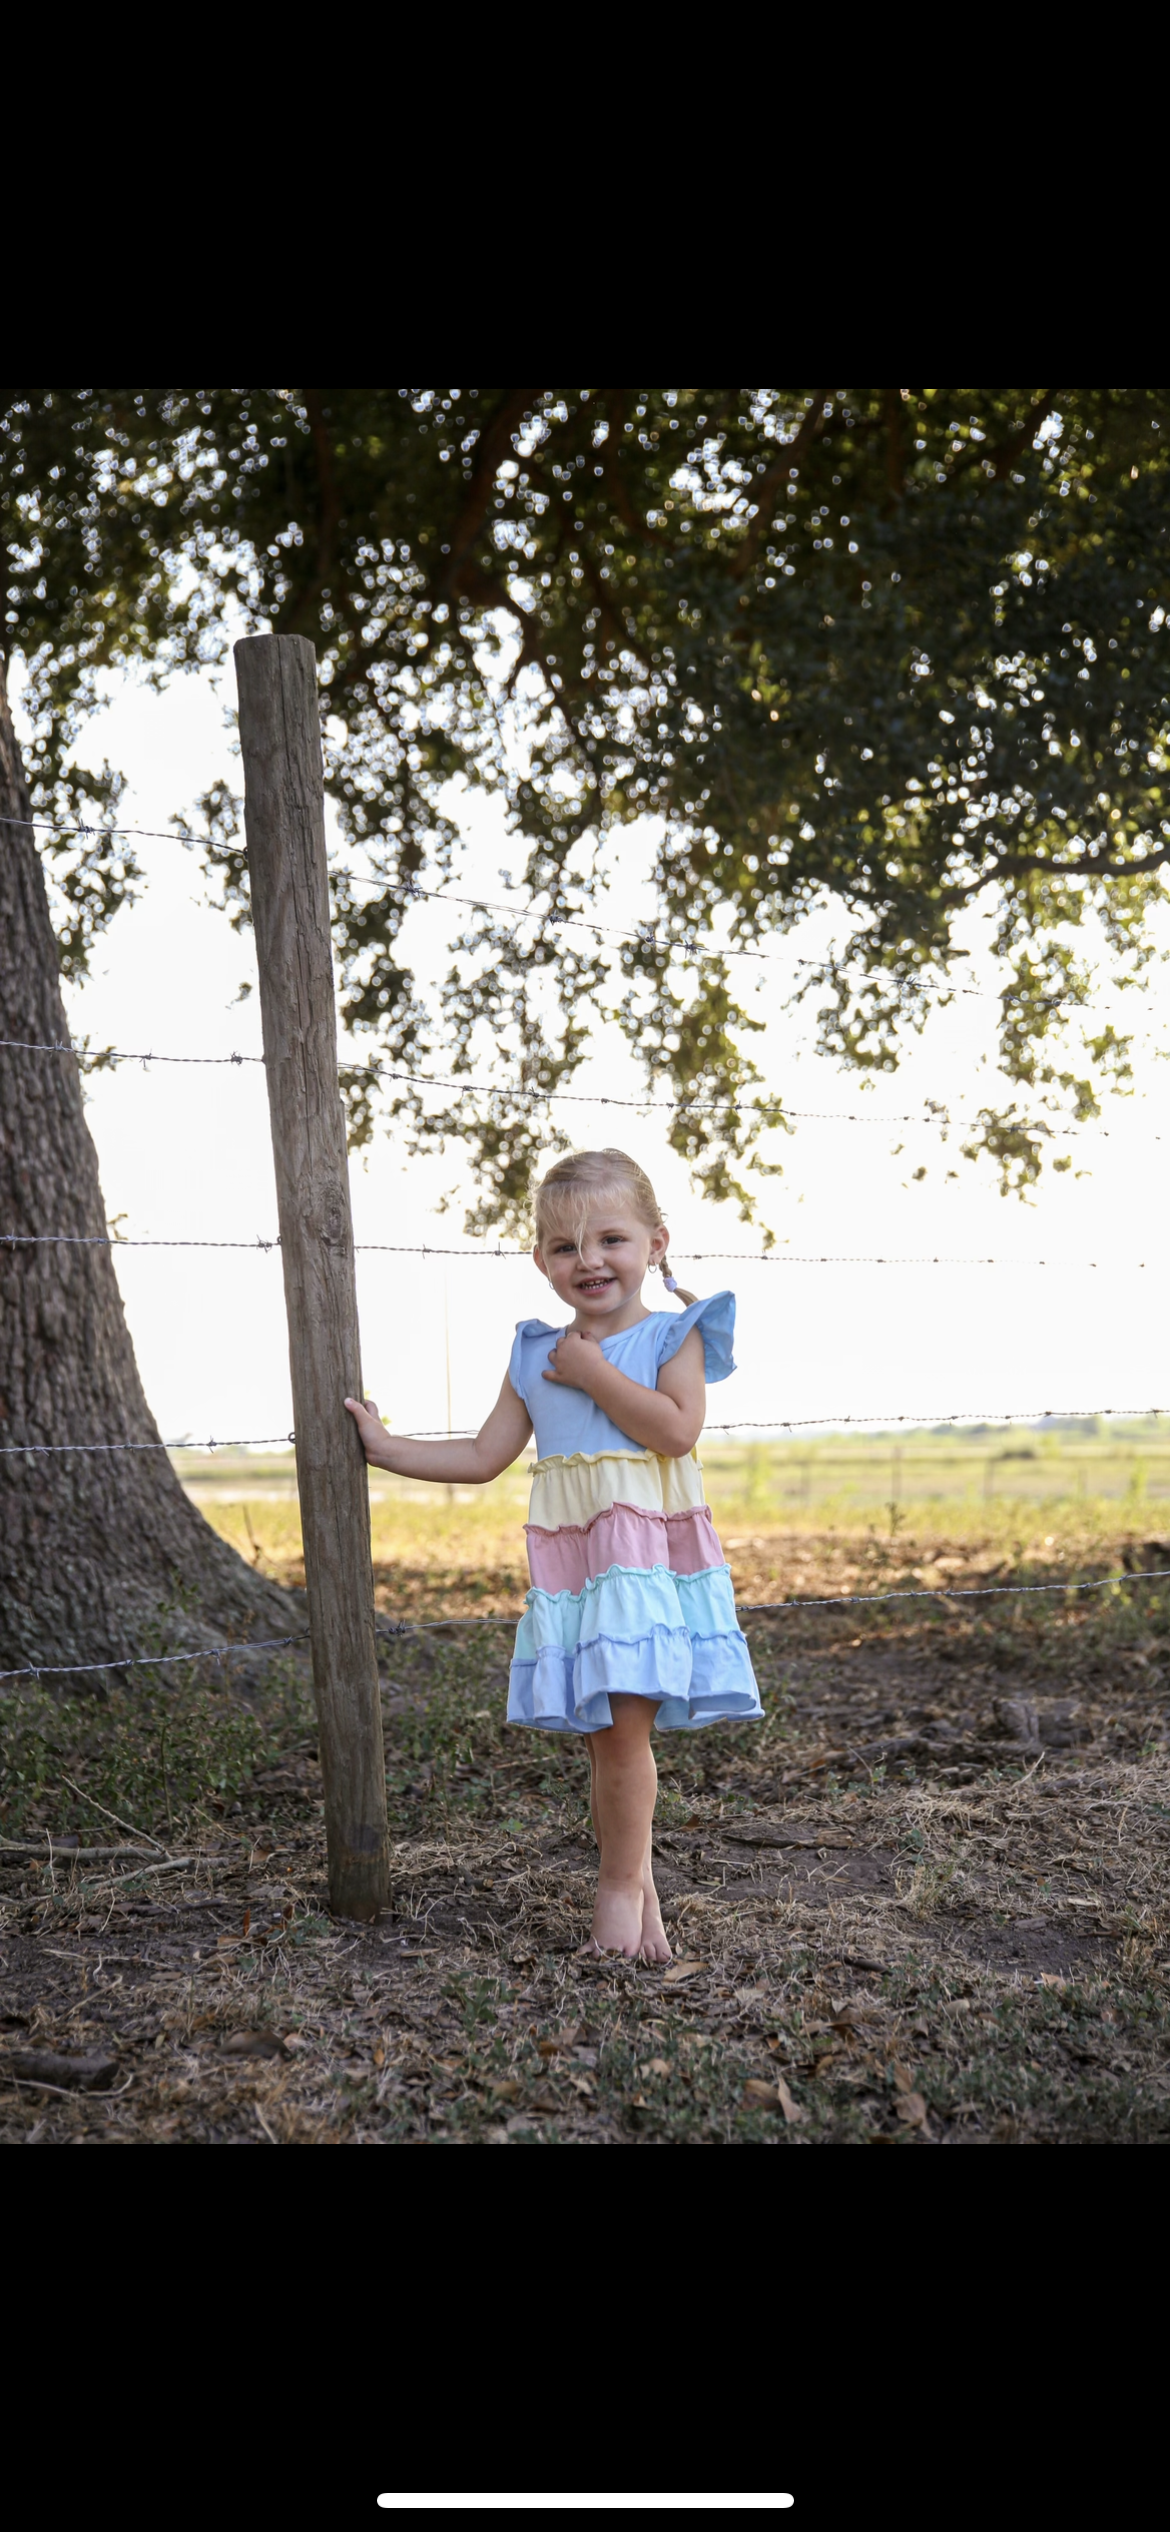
[638,1827,672,1963]
[581,1698,669,1958]
[583,1727,671,1962]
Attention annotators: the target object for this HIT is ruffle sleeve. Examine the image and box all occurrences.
[508,1318,560,1404]
[655,1290,736,1384]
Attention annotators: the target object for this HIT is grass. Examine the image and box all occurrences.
[2,1502,1168,2146]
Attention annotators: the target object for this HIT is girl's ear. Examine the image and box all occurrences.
[533,1243,551,1285]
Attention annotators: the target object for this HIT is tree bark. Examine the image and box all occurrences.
[0,659,300,1679]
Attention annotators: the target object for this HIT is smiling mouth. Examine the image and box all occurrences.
[576,1275,615,1295]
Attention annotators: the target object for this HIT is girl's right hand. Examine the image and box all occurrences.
[344,1395,387,1464]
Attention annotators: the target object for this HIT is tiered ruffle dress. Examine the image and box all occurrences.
[506,1292,762,1734]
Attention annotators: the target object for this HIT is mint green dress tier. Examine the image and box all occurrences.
[505,1292,763,1734]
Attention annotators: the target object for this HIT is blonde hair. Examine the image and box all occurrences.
[532,1148,698,1308]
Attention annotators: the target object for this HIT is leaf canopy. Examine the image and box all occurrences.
[3,386,1167,1228]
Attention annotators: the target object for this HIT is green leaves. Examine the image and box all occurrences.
[5,387,1169,1217]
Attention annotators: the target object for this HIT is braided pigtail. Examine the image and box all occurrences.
[662,1270,699,1308]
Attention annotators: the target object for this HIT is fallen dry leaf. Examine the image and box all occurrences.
[643,2058,672,2077]
[894,2091,929,2127]
[663,1960,705,1985]
[891,2060,916,2094]
[742,2074,807,2123]
[570,2073,595,2096]
[489,2078,520,2102]
[372,2045,385,2069]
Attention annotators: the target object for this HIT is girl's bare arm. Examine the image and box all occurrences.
[344,1371,532,1483]
[541,1323,706,1456]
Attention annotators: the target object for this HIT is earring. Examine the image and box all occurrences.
[648,1261,659,1276]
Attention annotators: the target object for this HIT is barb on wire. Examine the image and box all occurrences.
[0,1633,307,1685]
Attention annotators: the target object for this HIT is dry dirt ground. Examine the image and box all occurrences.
[2,1525,1168,2145]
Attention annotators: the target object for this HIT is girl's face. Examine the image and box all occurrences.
[534,1204,668,1326]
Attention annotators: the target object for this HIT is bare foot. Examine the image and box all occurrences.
[591,1879,645,1958]
[639,1863,673,1964]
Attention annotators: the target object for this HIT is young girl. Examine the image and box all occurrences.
[345,1149,762,1961]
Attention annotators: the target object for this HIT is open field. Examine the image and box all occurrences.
[3,1483,1169,2145]
[179,1426,1170,1630]
[175,1421,1170,1531]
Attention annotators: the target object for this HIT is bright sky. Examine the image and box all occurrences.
[19,655,1168,1450]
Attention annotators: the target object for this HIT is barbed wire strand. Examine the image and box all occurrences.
[0,1633,306,1684]
[0,1233,1153,1268]
[386,1565,1170,1629]
[2,1404,1167,1458]
[0,810,1132,1016]
[346,873,1125,1022]
[4,1040,1135,1142]
[4,1565,1167,1683]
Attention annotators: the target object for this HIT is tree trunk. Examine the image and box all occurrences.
[0,661,300,1678]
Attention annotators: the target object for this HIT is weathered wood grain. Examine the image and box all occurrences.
[235,635,388,1919]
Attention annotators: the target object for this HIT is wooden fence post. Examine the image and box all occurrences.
[234,634,389,1921]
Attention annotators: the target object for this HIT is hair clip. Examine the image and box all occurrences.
[662,1272,679,1293]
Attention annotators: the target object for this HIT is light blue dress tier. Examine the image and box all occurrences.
[505,1292,763,1735]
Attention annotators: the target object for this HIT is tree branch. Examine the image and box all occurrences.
[732,391,831,579]
[432,390,544,598]
[946,836,1170,898]
[601,392,667,545]
[946,390,1057,482]
[304,387,341,588]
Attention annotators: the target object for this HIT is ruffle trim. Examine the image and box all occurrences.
[507,1624,762,1735]
[518,1560,739,1645]
[532,1447,696,1470]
